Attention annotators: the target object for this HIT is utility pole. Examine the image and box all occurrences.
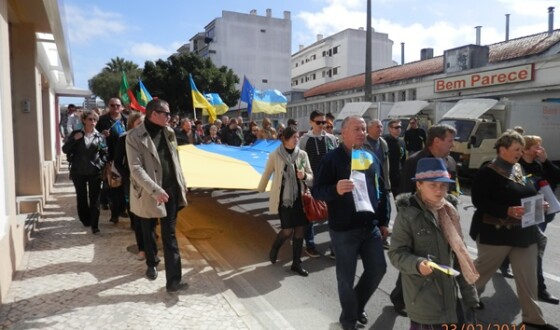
[364,0,372,102]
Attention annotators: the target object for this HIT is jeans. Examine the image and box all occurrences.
[137,192,182,287]
[304,222,315,248]
[72,173,102,229]
[330,225,387,328]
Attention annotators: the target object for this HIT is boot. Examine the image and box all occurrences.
[269,235,285,264]
[291,238,309,277]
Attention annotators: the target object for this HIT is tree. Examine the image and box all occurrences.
[142,53,239,117]
[89,57,142,104]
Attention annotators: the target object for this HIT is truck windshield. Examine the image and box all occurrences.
[438,119,476,142]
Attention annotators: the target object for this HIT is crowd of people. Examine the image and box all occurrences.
[61,98,559,329]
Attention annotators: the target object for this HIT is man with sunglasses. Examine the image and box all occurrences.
[126,98,188,293]
[383,119,407,197]
[96,98,128,223]
[299,110,338,258]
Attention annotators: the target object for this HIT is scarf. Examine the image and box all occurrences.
[423,195,480,285]
[489,156,526,185]
[278,146,300,208]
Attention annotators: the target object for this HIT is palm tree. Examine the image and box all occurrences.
[103,57,139,73]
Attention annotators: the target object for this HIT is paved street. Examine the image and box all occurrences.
[0,170,249,330]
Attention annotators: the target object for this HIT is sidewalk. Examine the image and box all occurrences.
[0,166,250,330]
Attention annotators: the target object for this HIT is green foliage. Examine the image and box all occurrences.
[89,57,142,104]
[142,53,240,117]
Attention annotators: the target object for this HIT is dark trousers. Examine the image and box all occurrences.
[72,173,102,229]
[138,192,182,287]
[330,226,387,328]
[304,222,316,248]
[109,186,125,220]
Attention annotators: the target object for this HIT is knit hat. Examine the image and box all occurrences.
[412,158,454,183]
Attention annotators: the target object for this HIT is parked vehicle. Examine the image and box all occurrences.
[382,100,455,137]
[438,98,560,176]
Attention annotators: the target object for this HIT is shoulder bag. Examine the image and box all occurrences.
[302,183,328,222]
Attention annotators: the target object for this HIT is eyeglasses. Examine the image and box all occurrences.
[155,110,171,117]
[314,120,327,125]
[86,117,97,121]
[109,104,121,108]
[391,126,402,129]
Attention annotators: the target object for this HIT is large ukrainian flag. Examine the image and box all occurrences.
[178,140,280,190]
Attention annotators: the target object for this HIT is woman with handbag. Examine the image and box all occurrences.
[257,126,314,276]
[62,110,107,234]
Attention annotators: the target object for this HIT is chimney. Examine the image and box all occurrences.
[317,34,323,41]
[548,7,555,35]
[475,26,482,45]
[505,14,510,41]
[420,48,434,60]
[401,42,405,65]
[250,9,257,15]
[283,11,291,20]
[299,44,304,51]
[266,8,272,17]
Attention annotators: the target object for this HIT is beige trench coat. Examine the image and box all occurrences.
[126,123,188,218]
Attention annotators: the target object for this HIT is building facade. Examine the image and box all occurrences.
[0,0,87,302]
[291,28,395,91]
[190,9,292,94]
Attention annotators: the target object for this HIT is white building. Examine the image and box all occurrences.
[190,9,292,94]
[291,28,395,90]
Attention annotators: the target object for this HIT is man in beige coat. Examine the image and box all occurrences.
[126,98,188,293]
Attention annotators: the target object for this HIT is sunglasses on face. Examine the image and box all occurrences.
[109,104,121,108]
[391,126,402,129]
[155,110,171,117]
[314,120,327,125]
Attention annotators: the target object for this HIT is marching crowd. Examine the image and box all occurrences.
[60,97,558,329]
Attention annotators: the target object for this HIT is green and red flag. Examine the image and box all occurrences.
[119,72,145,113]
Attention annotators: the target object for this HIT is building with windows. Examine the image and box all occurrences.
[291,28,395,91]
[189,9,292,95]
[0,0,88,301]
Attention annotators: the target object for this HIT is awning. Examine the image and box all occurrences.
[335,102,372,120]
[387,100,429,117]
[442,98,500,120]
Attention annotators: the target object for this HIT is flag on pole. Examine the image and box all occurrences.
[351,149,374,171]
[189,73,216,123]
[252,89,287,114]
[203,93,229,115]
[240,76,254,115]
[137,80,153,107]
[119,72,144,112]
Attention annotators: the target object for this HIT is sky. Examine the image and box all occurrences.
[61,0,560,104]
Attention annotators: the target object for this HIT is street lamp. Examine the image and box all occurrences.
[365,0,372,102]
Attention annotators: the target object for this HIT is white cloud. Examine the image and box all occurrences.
[124,41,184,63]
[64,4,127,44]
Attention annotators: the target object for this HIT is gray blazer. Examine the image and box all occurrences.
[126,122,188,218]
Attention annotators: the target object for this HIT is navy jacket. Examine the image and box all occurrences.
[312,145,389,231]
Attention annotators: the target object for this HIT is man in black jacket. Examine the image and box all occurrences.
[383,119,406,196]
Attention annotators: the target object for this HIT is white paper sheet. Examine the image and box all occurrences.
[351,171,375,213]
[521,194,545,228]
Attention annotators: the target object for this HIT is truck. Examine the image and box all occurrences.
[333,102,393,135]
[382,100,455,137]
[438,98,560,177]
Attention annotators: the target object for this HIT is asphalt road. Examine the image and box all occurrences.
[177,189,560,330]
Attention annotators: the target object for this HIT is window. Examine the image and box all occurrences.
[260,29,266,33]
[311,73,316,80]
[333,67,339,75]
[311,54,316,60]
[262,79,268,83]
[332,46,339,55]
[295,63,298,68]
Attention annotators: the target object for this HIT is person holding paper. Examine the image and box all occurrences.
[470,130,557,330]
[312,116,389,330]
[388,158,479,328]
[519,135,560,305]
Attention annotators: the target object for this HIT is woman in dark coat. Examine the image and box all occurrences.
[62,110,107,234]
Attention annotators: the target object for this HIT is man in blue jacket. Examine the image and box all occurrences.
[313,115,389,330]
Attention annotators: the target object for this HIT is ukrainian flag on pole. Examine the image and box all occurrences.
[351,149,374,171]
[189,73,216,123]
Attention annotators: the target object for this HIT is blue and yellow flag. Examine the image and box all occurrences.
[252,89,287,114]
[203,93,229,115]
[137,80,153,107]
[240,76,254,115]
[189,73,216,123]
[351,149,374,171]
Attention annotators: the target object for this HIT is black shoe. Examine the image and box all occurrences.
[146,267,158,280]
[538,290,560,305]
[521,322,559,330]
[109,217,119,224]
[290,263,309,277]
[393,304,408,317]
[269,246,279,264]
[91,228,100,234]
[358,311,368,325]
[342,323,359,330]
[500,266,514,278]
[167,281,188,293]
